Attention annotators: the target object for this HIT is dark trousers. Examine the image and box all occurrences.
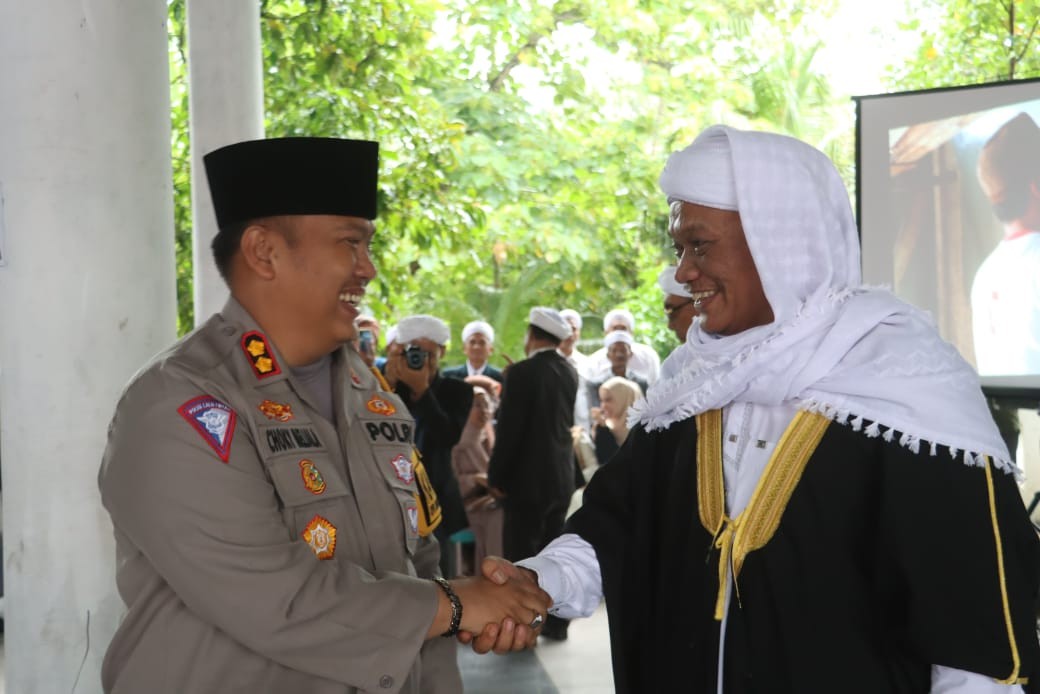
[502,496,571,636]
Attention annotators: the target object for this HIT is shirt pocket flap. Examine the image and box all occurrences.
[268,455,349,507]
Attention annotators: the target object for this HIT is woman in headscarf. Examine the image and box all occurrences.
[470,126,1040,693]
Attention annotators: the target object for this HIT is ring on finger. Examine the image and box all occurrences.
[529,613,544,629]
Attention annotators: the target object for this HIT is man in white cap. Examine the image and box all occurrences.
[586,307,661,385]
[444,320,504,384]
[559,308,591,432]
[469,126,1040,690]
[658,265,696,344]
[487,307,579,641]
[386,314,474,572]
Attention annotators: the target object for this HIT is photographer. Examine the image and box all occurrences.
[386,315,474,575]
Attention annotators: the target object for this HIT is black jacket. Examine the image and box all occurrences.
[488,349,578,507]
[442,363,504,385]
[395,374,473,535]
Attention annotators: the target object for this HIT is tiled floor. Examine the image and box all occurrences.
[459,602,614,694]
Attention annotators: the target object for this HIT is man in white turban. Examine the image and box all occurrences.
[657,265,696,344]
[487,307,579,641]
[586,308,662,385]
[444,320,504,384]
[467,126,1040,691]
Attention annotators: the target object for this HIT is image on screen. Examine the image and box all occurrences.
[857,78,1040,393]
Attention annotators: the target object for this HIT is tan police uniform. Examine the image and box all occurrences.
[99,298,460,694]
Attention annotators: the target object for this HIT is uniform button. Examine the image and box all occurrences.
[379,675,394,689]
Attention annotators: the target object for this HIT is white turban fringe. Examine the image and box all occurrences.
[559,308,583,330]
[632,125,1012,473]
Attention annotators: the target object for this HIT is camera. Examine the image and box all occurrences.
[404,344,429,370]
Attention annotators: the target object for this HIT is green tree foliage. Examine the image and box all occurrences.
[889,0,1040,88]
[168,0,843,362]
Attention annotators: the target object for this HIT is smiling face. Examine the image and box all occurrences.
[669,201,773,336]
[273,214,376,355]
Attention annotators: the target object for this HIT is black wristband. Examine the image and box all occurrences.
[433,577,462,637]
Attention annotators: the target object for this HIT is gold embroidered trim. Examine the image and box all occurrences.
[696,410,725,536]
[984,457,1024,685]
[698,409,830,620]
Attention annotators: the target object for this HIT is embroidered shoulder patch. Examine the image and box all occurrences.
[366,395,397,416]
[178,395,237,463]
[299,459,326,495]
[258,399,294,422]
[389,454,415,484]
[241,331,281,379]
[303,515,337,560]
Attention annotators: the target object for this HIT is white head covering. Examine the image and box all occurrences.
[602,308,635,333]
[657,266,692,298]
[529,307,572,341]
[559,308,583,330]
[604,331,634,348]
[632,125,1012,472]
[396,315,450,346]
[385,325,398,346]
[462,320,495,344]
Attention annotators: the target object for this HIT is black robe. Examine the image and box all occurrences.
[566,415,1040,694]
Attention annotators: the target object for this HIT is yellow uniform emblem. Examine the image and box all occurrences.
[302,515,336,560]
[299,459,326,495]
[365,395,396,416]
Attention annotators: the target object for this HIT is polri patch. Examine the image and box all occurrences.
[303,515,337,560]
[299,459,326,495]
[258,399,294,422]
[241,331,281,379]
[178,395,237,463]
[389,453,415,485]
[366,395,396,416]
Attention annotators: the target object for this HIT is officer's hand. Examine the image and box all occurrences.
[450,571,550,653]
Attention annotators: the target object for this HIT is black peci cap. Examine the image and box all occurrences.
[203,137,379,228]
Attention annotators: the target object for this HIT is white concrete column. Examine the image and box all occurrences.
[0,2,175,692]
[187,0,264,323]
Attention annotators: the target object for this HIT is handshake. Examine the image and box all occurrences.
[429,556,552,654]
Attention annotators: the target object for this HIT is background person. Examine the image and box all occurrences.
[385,314,474,575]
[589,376,643,466]
[451,376,503,572]
[586,308,661,385]
[657,265,696,344]
[444,320,504,384]
[98,137,548,694]
[487,307,579,641]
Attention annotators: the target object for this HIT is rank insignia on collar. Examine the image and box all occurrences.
[178,395,237,463]
[241,331,282,379]
[302,515,336,560]
[258,399,294,422]
[366,395,396,416]
[350,369,362,386]
[406,504,419,535]
[389,453,415,485]
[299,459,326,495]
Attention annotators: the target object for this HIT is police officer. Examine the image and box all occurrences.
[98,137,549,693]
